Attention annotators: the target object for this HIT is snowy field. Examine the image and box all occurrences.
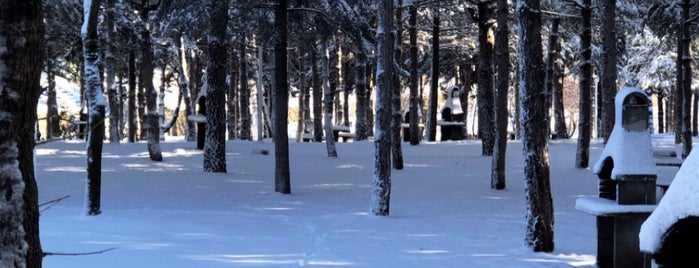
[35,135,683,267]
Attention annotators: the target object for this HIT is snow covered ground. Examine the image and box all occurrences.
[36,135,683,267]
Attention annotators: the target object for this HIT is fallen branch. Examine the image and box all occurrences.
[44,247,117,257]
[39,195,70,213]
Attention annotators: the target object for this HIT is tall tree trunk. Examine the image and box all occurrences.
[681,0,692,157]
[674,33,683,144]
[105,0,119,143]
[274,0,291,193]
[460,63,473,139]
[477,0,495,155]
[391,0,404,170]
[203,0,228,173]
[599,0,617,143]
[408,4,420,145]
[256,43,268,141]
[492,0,509,190]
[575,0,593,169]
[372,0,393,216]
[176,36,196,142]
[517,0,554,253]
[552,30,568,139]
[311,46,324,142]
[83,0,105,216]
[322,38,338,157]
[140,5,162,161]
[228,45,238,141]
[239,37,252,140]
[426,11,439,142]
[296,53,306,142]
[128,50,137,142]
[544,17,559,139]
[355,51,369,141]
[158,64,167,141]
[46,55,60,139]
[1,0,44,265]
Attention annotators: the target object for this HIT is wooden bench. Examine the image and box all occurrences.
[332,125,353,142]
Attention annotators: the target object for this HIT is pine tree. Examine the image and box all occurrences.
[371,0,394,216]
[491,0,509,190]
[517,0,554,252]
[273,0,291,193]
[203,0,228,173]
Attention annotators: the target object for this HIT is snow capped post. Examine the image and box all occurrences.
[576,87,657,268]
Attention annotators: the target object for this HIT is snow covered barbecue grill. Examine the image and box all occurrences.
[438,86,465,141]
[576,87,657,268]
[640,148,699,267]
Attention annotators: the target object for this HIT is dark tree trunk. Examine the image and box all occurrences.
[391,0,404,170]
[46,56,60,139]
[106,0,119,143]
[681,0,692,157]
[128,50,137,143]
[228,43,239,140]
[552,26,568,139]
[599,0,617,143]
[408,4,420,145]
[372,0,393,216]
[203,0,228,173]
[274,0,291,193]
[477,0,496,156]
[544,18,559,138]
[311,47,324,142]
[296,53,307,142]
[675,33,683,144]
[239,37,252,140]
[322,39,338,157]
[576,0,593,169]
[355,51,369,141]
[460,63,473,139]
[517,0,554,252]
[140,6,162,161]
[83,0,105,216]
[174,36,196,142]
[2,0,44,265]
[426,12,439,142]
[492,0,509,190]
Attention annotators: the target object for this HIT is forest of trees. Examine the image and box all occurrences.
[1,0,699,266]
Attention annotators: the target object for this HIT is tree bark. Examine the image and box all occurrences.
[273,0,291,193]
[296,52,306,142]
[239,37,252,140]
[322,38,338,157]
[106,0,119,143]
[492,0,509,190]
[228,42,238,140]
[426,11,439,142]
[311,47,324,142]
[517,0,554,252]
[599,0,617,143]
[372,0,393,216]
[1,1,44,265]
[408,4,420,145]
[681,0,692,158]
[391,0,404,170]
[140,5,162,161]
[46,56,60,140]
[354,51,369,141]
[203,0,228,173]
[575,0,593,169]
[128,50,137,143]
[552,24,568,139]
[83,0,106,217]
[544,18,559,139]
[477,0,496,156]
